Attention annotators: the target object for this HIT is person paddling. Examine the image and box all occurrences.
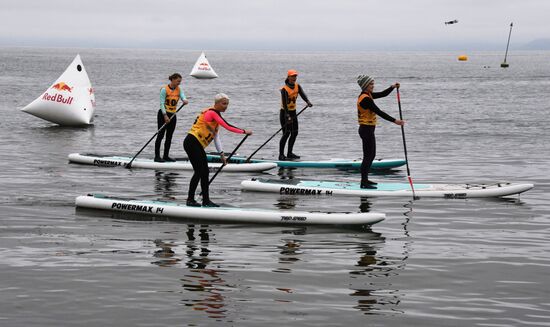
[184,93,252,207]
[155,73,189,162]
[279,69,313,161]
[356,75,405,189]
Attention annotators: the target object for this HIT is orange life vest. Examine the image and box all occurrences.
[281,83,299,111]
[163,85,181,113]
[357,92,377,125]
[188,108,219,148]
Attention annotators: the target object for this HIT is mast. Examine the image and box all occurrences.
[501,22,513,68]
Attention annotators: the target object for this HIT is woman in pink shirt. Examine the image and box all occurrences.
[184,93,253,207]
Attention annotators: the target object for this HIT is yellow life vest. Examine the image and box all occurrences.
[357,92,377,126]
[188,108,219,148]
[280,83,299,111]
[163,85,180,113]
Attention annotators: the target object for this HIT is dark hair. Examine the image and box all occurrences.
[169,73,182,81]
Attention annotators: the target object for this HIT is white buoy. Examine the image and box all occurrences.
[189,52,218,79]
[21,54,96,126]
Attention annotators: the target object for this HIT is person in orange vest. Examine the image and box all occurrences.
[184,93,253,207]
[356,75,405,188]
[279,69,313,161]
[155,73,189,162]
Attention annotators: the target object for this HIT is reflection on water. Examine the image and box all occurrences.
[276,239,302,267]
[180,225,229,320]
[274,196,297,210]
[359,197,372,212]
[146,223,406,319]
[277,167,296,179]
[154,171,180,200]
[184,224,211,269]
[152,239,181,267]
[350,236,404,315]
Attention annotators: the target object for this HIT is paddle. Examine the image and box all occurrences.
[207,134,249,186]
[245,104,310,162]
[396,88,417,199]
[125,103,186,169]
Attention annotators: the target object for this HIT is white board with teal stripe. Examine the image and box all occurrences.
[240,178,534,198]
[68,153,276,172]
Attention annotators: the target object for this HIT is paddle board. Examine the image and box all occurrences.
[68,153,276,172]
[241,178,534,198]
[75,194,386,225]
[205,153,405,170]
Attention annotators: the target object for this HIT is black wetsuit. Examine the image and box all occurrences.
[280,80,309,157]
[357,86,397,185]
[155,110,176,159]
[183,134,210,203]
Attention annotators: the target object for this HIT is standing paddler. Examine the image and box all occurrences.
[155,73,189,162]
[279,69,313,161]
[356,75,405,189]
[184,93,252,207]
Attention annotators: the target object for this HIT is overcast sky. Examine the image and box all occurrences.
[1,0,548,50]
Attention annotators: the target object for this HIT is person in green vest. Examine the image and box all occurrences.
[155,73,189,162]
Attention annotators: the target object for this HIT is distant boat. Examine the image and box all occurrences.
[21,54,96,126]
[501,22,514,68]
[445,19,458,25]
[189,52,218,79]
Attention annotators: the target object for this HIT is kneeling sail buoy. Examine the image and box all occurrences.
[189,52,218,79]
[21,54,96,126]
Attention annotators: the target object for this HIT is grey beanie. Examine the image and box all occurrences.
[357,75,374,89]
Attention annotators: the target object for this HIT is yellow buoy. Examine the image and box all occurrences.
[458,55,468,61]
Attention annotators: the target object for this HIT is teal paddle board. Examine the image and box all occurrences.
[205,153,405,170]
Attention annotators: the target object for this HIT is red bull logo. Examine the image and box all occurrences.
[43,81,75,105]
[42,92,74,105]
[198,62,211,71]
[51,82,73,92]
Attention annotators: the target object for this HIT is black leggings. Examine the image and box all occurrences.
[279,110,298,155]
[359,125,376,184]
[183,134,210,202]
[155,110,176,158]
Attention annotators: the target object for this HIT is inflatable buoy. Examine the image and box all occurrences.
[458,55,468,61]
[189,52,218,79]
[21,54,96,126]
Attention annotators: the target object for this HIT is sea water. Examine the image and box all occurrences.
[0,47,549,326]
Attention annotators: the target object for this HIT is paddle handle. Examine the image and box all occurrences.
[126,103,186,168]
[396,89,416,198]
[245,104,309,162]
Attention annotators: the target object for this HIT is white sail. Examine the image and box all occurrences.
[21,54,96,126]
[189,52,218,79]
